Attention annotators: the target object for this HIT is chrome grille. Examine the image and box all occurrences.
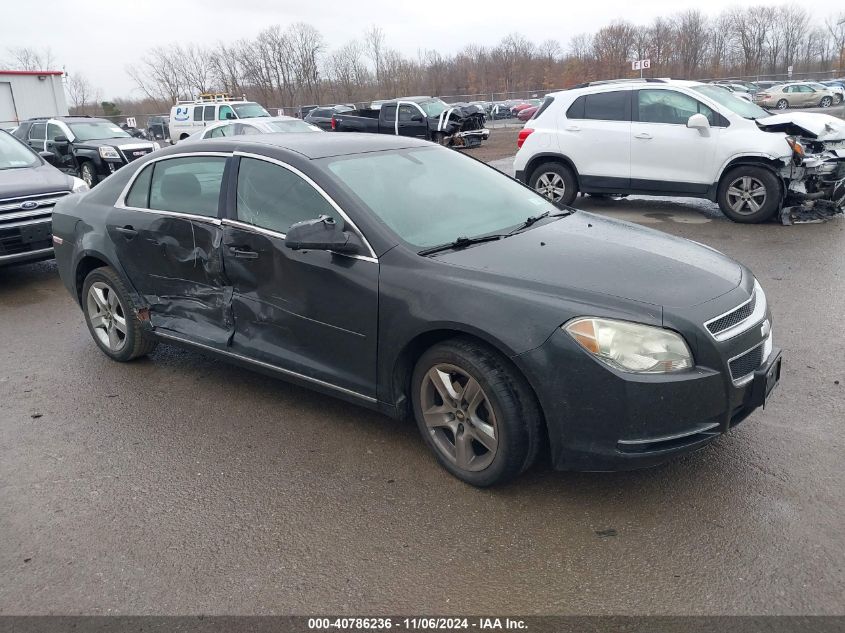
[729,344,764,382]
[707,294,756,336]
[0,190,68,257]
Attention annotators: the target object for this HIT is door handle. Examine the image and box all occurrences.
[634,133,653,140]
[564,125,581,132]
[228,246,259,259]
[114,225,138,238]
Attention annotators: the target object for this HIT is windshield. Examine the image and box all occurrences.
[692,85,770,120]
[232,103,270,118]
[69,121,131,141]
[264,120,321,133]
[0,131,40,170]
[324,146,559,248]
[418,99,449,117]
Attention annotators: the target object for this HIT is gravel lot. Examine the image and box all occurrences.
[0,138,843,616]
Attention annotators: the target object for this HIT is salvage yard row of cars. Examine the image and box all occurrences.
[4,74,845,485]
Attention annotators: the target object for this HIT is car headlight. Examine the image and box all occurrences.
[564,317,693,373]
[71,177,89,193]
[98,146,121,159]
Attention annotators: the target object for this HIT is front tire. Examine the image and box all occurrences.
[411,339,542,487]
[80,162,97,188]
[529,162,578,207]
[776,99,788,110]
[717,166,781,224]
[82,266,157,362]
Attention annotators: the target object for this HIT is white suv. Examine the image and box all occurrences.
[514,78,845,223]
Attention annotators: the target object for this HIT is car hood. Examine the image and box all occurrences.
[756,112,845,141]
[0,163,72,199]
[75,137,156,149]
[435,212,743,309]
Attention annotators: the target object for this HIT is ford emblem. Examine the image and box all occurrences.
[20,201,38,210]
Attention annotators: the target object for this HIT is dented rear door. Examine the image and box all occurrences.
[110,153,234,347]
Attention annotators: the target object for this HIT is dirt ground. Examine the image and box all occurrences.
[460,126,521,162]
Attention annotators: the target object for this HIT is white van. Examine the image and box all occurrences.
[169,94,271,143]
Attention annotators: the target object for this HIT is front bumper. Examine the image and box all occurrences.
[514,325,782,471]
[0,217,54,267]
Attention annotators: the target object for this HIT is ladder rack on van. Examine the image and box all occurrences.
[175,93,248,104]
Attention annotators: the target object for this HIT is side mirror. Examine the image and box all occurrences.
[226,112,236,120]
[411,114,424,122]
[687,113,710,134]
[39,150,58,165]
[285,215,360,254]
[53,135,69,145]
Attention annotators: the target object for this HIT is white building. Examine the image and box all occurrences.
[0,70,68,130]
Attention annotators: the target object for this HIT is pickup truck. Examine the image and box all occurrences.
[331,96,489,147]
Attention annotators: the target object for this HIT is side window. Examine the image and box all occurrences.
[236,124,260,135]
[46,122,64,140]
[148,156,227,216]
[566,96,585,119]
[381,104,397,120]
[584,91,629,121]
[29,122,46,140]
[638,90,706,125]
[203,105,216,121]
[218,105,234,120]
[236,157,336,235]
[125,164,153,208]
[193,106,203,121]
[398,105,416,121]
[208,125,231,138]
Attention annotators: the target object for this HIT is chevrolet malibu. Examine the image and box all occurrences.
[51,134,782,486]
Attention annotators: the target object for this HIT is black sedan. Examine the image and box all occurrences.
[51,134,782,486]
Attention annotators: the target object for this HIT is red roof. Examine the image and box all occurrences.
[0,70,64,76]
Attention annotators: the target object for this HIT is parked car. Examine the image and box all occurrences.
[51,133,782,486]
[146,116,170,141]
[0,129,88,266]
[332,97,489,147]
[514,78,845,223]
[517,106,538,121]
[170,94,271,142]
[185,116,322,141]
[304,105,355,130]
[755,83,836,109]
[13,116,159,188]
[815,81,844,104]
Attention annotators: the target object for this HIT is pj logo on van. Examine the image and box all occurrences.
[173,107,190,122]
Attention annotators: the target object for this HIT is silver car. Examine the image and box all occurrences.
[755,83,836,109]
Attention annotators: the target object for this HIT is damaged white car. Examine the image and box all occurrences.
[515,78,845,224]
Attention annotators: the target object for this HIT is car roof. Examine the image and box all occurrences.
[179,132,431,159]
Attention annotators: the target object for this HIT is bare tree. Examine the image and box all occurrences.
[65,73,101,110]
[364,25,386,89]
[5,47,56,70]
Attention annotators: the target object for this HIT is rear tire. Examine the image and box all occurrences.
[82,266,157,362]
[717,166,781,224]
[820,96,833,108]
[776,99,788,110]
[80,162,97,188]
[411,338,542,487]
[529,162,578,207]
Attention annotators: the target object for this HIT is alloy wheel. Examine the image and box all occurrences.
[726,176,767,216]
[535,172,566,202]
[81,164,95,188]
[419,364,498,472]
[86,281,128,352]
[776,100,788,109]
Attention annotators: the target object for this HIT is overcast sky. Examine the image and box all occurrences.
[1,0,841,99]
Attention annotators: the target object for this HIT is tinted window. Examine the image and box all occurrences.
[203,106,216,121]
[29,122,46,140]
[381,105,397,120]
[533,96,554,119]
[148,156,226,216]
[638,90,717,126]
[46,123,64,140]
[398,104,417,121]
[236,157,336,234]
[193,106,203,121]
[566,96,585,119]
[584,91,630,121]
[125,164,153,208]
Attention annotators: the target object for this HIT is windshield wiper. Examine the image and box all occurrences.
[506,209,574,236]
[418,234,504,256]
